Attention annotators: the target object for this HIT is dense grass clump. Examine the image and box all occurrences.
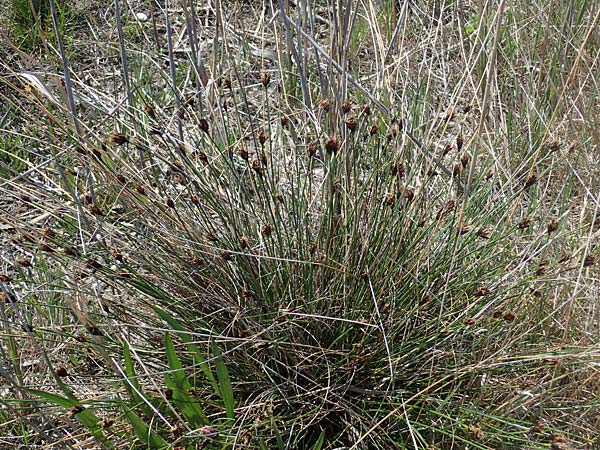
[0,1,599,449]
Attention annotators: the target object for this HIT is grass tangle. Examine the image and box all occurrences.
[0,0,599,449]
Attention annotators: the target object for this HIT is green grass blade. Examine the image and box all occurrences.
[28,389,113,448]
[312,431,325,450]
[164,333,209,427]
[121,403,169,449]
[211,341,235,421]
[152,305,218,391]
[122,340,154,418]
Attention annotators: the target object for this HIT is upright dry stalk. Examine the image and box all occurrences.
[164,0,183,142]
[463,0,506,200]
[114,0,132,110]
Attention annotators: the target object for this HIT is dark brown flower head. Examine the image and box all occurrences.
[518,218,532,229]
[40,227,56,239]
[485,170,494,180]
[190,194,199,205]
[549,139,560,152]
[108,132,128,146]
[443,143,452,156]
[503,311,516,321]
[419,293,431,304]
[251,159,262,175]
[172,172,185,185]
[171,424,183,438]
[275,192,284,203]
[308,141,319,157]
[319,99,330,112]
[368,124,378,136]
[345,116,358,132]
[471,287,492,297]
[191,257,202,266]
[198,117,209,134]
[443,111,456,123]
[240,236,249,249]
[166,197,175,208]
[144,104,156,119]
[387,127,398,141]
[115,173,126,184]
[86,259,102,270]
[332,179,341,192]
[101,418,114,429]
[547,218,559,234]
[280,115,289,128]
[86,325,102,336]
[567,141,577,154]
[224,78,232,89]
[532,422,545,432]
[56,367,68,377]
[362,104,371,115]
[164,387,173,400]
[559,253,572,263]
[237,147,249,160]
[69,405,84,415]
[261,224,273,237]
[64,246,79,257]
[135,184,146,196]
[435,199,456,220]
[403,188,415,201]
[535,266,547,276]
[220,251,232,261]
[477,227,491,238]
[583,255,595,267]
[258,128,267,146]
[524,172,537,188]
[92,147,103,160]
[453,163,461,176]
[341,101,352,114]
[15,257,31,267]
[184,93,195,107]
[325,137,338,154]
[89,205,102,216]
[385,193,395,206]
[110,248,124,262]
[460,153,470,168]
[456,133,464,151]
[395,161,405,178]
[260,72,270,87]
[197,151,208,164]
[463,318,476,326]
[458,224,471,235]
[200,425,219,439]
[39,243,54,253]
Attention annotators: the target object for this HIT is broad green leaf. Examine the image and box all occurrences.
[152,305,218,391]
[122,403,169,449]
[164,333,209,427]
[28,389,113,448]
[122,341,154,418]
[312,431,325,450]
[212,341,235,421]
